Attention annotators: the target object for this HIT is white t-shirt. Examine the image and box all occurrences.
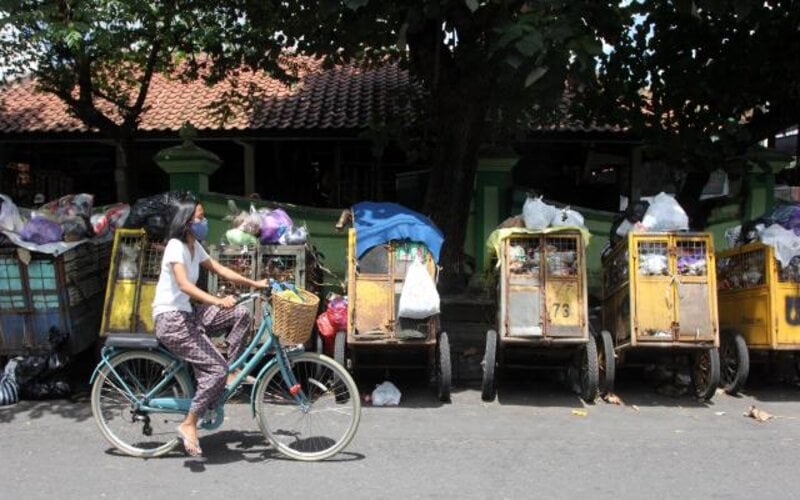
[152,238,210,319]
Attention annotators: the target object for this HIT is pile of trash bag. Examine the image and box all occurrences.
[1,327,73,402]
[724,202,800,273]
[124,191,194,241]
[521,196,586,231]
[0,193,130,247]
[223,200,308,246]
[609,192,689,244]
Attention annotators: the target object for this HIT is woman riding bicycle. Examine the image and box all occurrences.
[152,200,267,457]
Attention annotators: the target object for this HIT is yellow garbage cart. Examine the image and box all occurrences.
[717,241,800,393]
[336,228,451,402]
[481,228,599,402]
[601,232,720,400]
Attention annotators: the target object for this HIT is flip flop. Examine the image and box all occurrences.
[176,426,202,457]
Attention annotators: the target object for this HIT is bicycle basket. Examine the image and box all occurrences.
[271,288,320,345]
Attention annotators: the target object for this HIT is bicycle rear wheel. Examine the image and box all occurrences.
[255,352,360,461]
[91,350,193,458]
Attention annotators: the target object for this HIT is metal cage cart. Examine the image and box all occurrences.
[600,232,720,400]
[0,238,111,355]
[716,241,800,394]
[481,228,599,402]
[100,229,164,336]
[335,228,452,402]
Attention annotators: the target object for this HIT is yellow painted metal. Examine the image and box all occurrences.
[718,242,800,349]
[546,280,580,327]
[346,228,437,344]
[603,232,719,351]
[498,231,587,340]
[107,282,136,330]
[100,228,159,336]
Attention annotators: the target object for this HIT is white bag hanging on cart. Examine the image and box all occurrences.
[397,259,440,319]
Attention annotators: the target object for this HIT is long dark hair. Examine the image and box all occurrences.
[166,200,200,243]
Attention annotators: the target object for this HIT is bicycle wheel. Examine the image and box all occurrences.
[91,350,193,458]
[255,352,361,461]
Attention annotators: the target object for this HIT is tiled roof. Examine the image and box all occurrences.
[0,58,412,134]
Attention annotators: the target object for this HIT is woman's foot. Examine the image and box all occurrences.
[176,422,202,457]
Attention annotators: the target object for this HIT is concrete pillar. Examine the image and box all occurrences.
[470,156,517,271]
[153,122,221,193]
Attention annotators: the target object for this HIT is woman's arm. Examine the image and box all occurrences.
[201,257,268,289]
[171,261,231,306]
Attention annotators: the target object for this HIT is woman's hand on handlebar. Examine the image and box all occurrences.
[216,295,237,308]
[253,278,270,289]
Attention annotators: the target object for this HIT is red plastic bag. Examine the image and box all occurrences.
[316,313,335,339]
[326,297,348,331]
[315,313,335,356]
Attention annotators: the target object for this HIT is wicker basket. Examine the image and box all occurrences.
[271,288,320,344]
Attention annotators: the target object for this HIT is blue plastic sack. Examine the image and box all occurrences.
[20,217,63,245]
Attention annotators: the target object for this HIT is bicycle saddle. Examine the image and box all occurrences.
[104,333,159,350]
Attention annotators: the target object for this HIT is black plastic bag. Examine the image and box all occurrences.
[21,378,71,400]
[125,191,196,241]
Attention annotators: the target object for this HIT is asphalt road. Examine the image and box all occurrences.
[1,371,799,500]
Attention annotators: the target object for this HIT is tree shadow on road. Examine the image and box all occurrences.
[0,396,93,424]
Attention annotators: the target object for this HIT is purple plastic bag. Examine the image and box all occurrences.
[20,217,63,245]
[259,209,293,244]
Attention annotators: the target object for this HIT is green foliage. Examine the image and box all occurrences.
[580,0,800,174]
[0,0,282,135]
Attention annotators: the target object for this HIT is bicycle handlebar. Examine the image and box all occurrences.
[234,289,272,305]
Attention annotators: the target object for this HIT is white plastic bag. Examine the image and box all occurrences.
[278,225,308,245]
[371,381,401,406]
[551,206,585,227]
[0,194,24,232]
[522,196,557,230]
[397,259,440,319]
[641,192,689,232]
[639,254,669,276]
[724,225,742,249]
[759,224,800,267]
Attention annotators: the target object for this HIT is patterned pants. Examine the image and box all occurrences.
[154,304,251,416]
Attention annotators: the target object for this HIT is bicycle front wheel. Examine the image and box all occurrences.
[91,350,193,458]
[255,352,361,461]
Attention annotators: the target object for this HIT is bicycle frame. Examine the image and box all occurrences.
[91,293,309,431]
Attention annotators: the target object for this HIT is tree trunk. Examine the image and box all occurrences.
[114,139,137,203]
[677,170,711,230]
[423,84,491,291]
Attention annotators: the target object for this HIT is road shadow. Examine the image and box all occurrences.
[490,367,587,408]
[351,369,450,409]
[0,395,93,424]
[608,367,718,409]
[103,430,365,468]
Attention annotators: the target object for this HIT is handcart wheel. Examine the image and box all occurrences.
[334,331,347,369]
[315,332,324,355]
[481,330,498,402]
[719,329,749,395]
[437,331,452,402]
[691,347,720,400]
[579,334,599,403]
[597,330,616,396]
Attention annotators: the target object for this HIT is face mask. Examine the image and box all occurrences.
[190,218,208,241]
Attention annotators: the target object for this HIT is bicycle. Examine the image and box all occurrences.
[90,290,361,461]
